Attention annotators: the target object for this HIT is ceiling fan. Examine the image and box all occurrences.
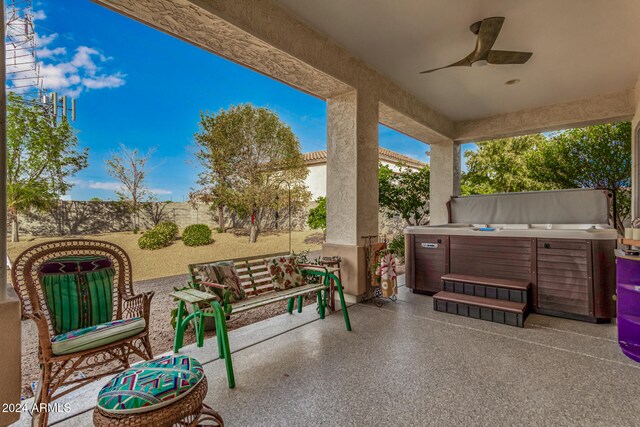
[420,16,532,74]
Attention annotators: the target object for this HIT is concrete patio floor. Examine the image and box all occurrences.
[16,285,640,427]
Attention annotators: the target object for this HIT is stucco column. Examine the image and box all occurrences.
[0,0,22,422]
[322,90,379,298]
[429,140,460,225]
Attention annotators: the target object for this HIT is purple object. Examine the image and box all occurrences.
[616,255,640,363]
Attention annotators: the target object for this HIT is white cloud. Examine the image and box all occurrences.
[82,73,126,89]
[33,10,47,21]
[5,12,126,98]
[38,46,66,58]
[78,180,172,196]
[35,32,58,47]
[151,188,173,195]
[71,46,100,75]
[40,62,77,90]
[24,46,127,97]
[88,181,123,191]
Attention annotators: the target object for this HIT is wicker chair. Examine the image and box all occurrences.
[11,239,154,426]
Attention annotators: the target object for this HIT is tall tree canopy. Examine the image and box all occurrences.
[6,93,88,242]
[461,122,631,233]
[379,163,430,226]
[193,104,310,242]
[462,134,548,195]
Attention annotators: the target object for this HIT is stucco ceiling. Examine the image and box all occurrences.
[274,0,640,121]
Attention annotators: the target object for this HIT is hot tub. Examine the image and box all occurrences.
[404,190,617,322]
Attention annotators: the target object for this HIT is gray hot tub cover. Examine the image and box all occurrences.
[449,189,611,225]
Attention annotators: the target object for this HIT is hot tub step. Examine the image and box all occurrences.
[433,291,527,327]
[441,274,531,305]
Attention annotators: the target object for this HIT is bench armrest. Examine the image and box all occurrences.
[200,281,228,290]
[298,264,328,272]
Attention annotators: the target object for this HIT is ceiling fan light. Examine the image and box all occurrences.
[472,59,488,67]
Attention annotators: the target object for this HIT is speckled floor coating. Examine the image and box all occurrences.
[201,289,639,427]
[23,285,640,427]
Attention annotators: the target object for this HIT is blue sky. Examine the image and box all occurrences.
[10,0,474,201]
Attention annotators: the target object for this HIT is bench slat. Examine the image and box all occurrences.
[238,271,270,281]
[232,283,327,314]
[241,275,271,285]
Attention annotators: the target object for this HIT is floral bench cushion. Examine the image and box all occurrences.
[265,255,305,290]
[39,255,116,334]
[96,355,204,414]
[51,317,146,355]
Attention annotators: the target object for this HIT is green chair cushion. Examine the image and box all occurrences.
[39,255,115,334]
[51,317,146,355]
[96,355,204,414]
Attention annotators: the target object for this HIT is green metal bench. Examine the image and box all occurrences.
[176,252,352,388]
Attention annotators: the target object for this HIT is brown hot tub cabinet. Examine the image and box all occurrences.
[405,190,617,324]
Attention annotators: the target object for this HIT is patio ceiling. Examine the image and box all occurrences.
[275,0,640,123]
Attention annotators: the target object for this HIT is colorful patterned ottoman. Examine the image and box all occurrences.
[93,355,223,426]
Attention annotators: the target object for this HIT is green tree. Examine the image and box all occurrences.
[379,163,430,226]
[6,93,88,242]
[191,109,241,232]
[462,134,548,195]
[193,104,310,242]
[527,122,631,233]
[307,197,326,239]
[106,144,155,233]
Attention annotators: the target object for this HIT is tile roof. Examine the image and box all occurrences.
[302,148,426,169]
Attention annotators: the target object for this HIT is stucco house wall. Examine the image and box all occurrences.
[304,148,425,200]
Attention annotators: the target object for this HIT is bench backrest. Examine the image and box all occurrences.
[189,252,290,297]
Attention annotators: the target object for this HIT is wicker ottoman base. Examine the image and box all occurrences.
[94,377,223,427]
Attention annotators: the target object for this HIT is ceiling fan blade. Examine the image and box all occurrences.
[473,16,505,60]
[487,50,532,64]
[419,56,472,74]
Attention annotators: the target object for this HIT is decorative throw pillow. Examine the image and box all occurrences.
[38,255,115,335]
[198,261,246,303]
[265,256,304,290]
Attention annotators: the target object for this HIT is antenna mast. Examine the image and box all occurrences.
[4,0,76,120]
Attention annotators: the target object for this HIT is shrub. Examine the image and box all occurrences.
[138,229,170,250]
[138,221,178,250]
[182,224,213,246]
[307,197,326,239]
[389,235,405,262]
[155,221,178,241]
[215,226,224,234]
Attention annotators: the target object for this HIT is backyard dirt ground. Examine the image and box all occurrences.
[8,229,323,398]
[8,229,324,281]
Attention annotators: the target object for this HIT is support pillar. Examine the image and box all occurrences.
[429,140,460,225]
[322,90,379,298]
[0,0,22,423]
